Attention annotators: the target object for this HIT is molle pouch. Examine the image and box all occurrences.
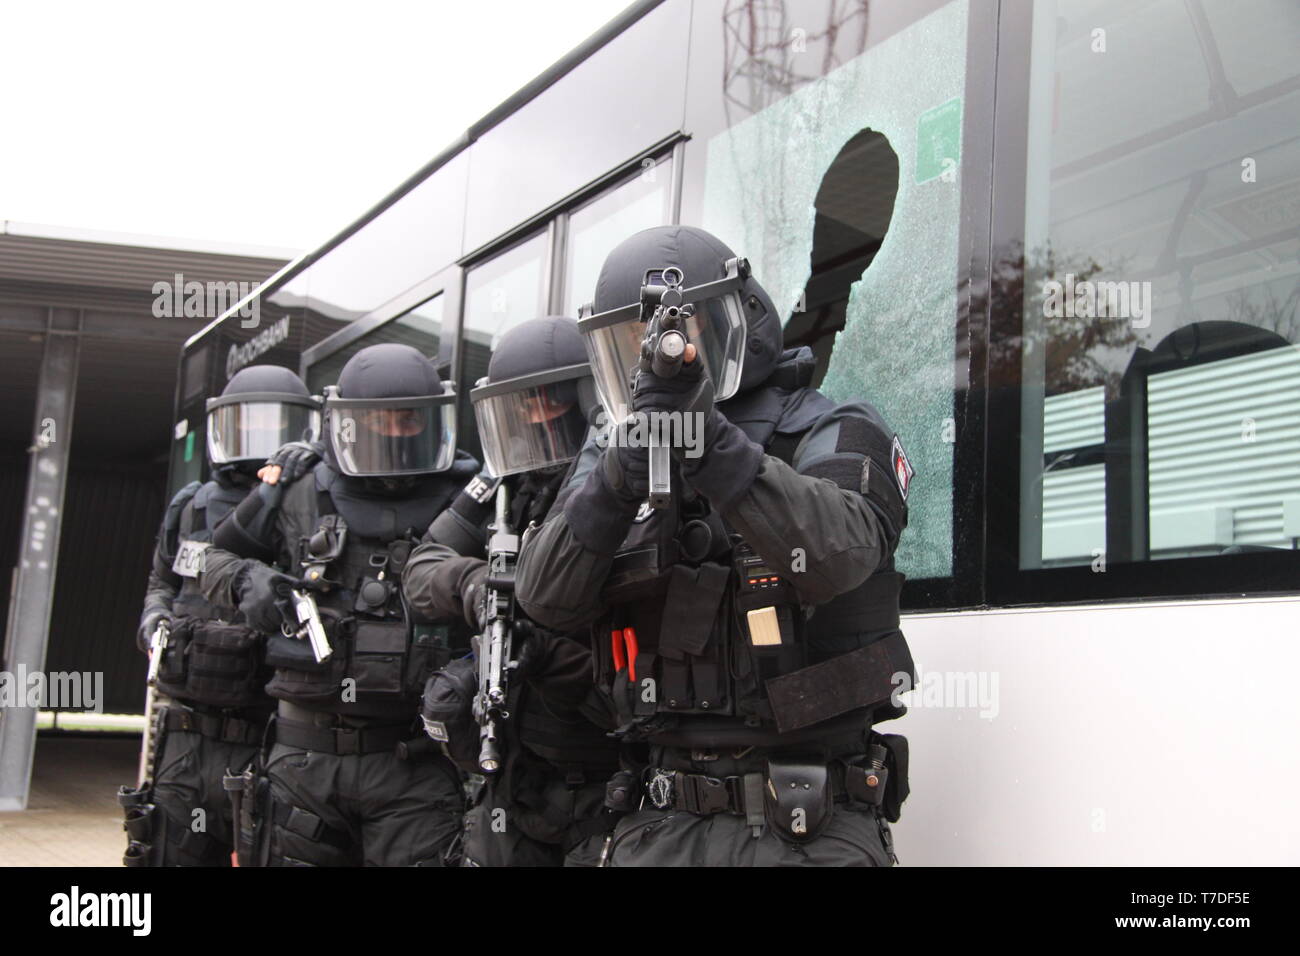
[659,562,729,659]
[155,618,194,697]
[264,631,331,672]
[185,621,263,707]
[602,545,672,605]
[352,619,407,696]
[265,615,350,706]
[763,759,832,843]
[874,732,910,822]
[405,622,454,699]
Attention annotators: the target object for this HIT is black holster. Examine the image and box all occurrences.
[763,758,832,843]
[117,785,158,867]
[223,764,269,867]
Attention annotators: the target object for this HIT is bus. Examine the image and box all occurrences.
[177,0,1300,865]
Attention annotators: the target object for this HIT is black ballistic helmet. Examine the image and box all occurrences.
[206,364,320,466]
[471,316,597,477]
[324,344,457,477]
[581,225,783,417]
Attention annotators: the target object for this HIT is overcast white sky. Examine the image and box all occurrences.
[0,0,631,256]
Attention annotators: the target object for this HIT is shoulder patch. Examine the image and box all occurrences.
[890,435,914,502]
[464,473,502,505]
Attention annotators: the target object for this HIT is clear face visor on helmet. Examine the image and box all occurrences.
[578,257,751,419]
[324,384,458,477]
[471,363,594,478]
[205,393,322,465]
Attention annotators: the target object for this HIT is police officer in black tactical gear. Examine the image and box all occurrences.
[402,317,621,867]
[120,365,321,866]
[196,343,479,866]
[514,225,916,866]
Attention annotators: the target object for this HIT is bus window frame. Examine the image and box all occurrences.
[981,0,1300,608]
[300,261,462,384]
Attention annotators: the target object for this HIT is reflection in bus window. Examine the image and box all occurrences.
[696,0,969,581]
[460,233,549,459]
[563,162,673,316]
[1017,0,1300,570]
[305,295,444,394]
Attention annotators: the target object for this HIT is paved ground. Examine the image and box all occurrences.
[0,734,138,866]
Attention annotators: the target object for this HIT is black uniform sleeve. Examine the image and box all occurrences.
[720,402,908,606]
[517,401,911,623]
[514,441,622,632]
[136,482,200,651]
[198,478,297,614]
[402,473,496,626]
[195,546,249,617]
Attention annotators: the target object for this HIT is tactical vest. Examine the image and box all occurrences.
[590,351,915,752]
[156,479,272,710]
[263,463,470,721]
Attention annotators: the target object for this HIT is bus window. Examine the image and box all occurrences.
[460,232,549,459]
[1007,0,1300,582]
[683,0,970,585]
[305,295,444,394]
[563,160,674,316]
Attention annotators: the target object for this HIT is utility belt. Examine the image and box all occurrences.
[271,700,435,758]
[163,702,268,746]
[605,732,910,844]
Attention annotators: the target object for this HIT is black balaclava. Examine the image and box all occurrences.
[593,225,783,396]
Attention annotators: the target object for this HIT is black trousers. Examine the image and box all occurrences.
[263,739,465,866]
[460,772,607,867]
[602,800,895,867]
[148,727,261,866]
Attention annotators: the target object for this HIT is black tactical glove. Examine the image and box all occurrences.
[421,655,480,772]
[233,560,300,633]
[461,564,489,632]
[136,609,171,655]
[631,350,718,454]
[600,418,651,510]
[510,622,550,683]
[263,440,321,485]
[632,354,763,512]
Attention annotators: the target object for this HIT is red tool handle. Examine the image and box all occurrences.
[623,627,639,682]
[611,629,626,673]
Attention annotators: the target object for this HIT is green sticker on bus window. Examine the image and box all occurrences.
[184,431,195,463]
[915,96,962,184]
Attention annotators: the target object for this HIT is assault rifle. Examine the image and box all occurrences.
[638,266,691,509]
[472,484,520,773]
